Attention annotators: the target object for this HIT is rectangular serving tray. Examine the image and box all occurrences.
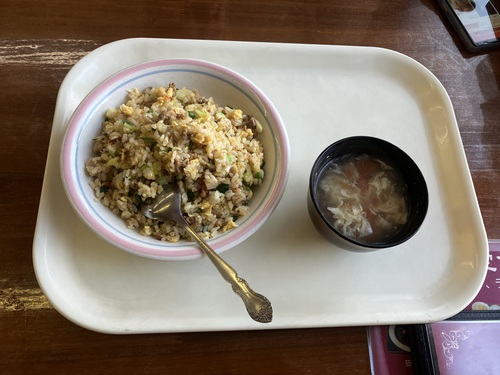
[33,38,488,334]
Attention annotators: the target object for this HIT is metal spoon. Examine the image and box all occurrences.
[142,184,273,323]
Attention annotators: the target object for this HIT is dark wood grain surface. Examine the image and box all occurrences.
[1,0,499,374]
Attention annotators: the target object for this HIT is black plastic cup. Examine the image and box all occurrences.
[307,136,429,252]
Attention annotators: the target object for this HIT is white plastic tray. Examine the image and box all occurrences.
[33,38,488,334]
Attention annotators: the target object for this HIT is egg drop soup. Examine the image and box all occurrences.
[316,153,409,244]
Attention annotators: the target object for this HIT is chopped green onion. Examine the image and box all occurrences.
[156,175,168,185]
[194,109,207,118]
[216,183,230,194]
[243,172,252,184]
[106,157,119,167]
[140,137,157,146]
[122,120,137,132]
[254,170,264,179]
[133,193,143,206]
[176,88,191,101]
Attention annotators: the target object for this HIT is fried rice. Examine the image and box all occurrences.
[85,83,265,242]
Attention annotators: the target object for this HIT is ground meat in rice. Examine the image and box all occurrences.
[85,83,265,242]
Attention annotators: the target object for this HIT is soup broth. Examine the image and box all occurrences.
[316,153,409,243]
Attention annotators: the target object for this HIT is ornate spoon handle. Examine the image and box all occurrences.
[181,221,273,323]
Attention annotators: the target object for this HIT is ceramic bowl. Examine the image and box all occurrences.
[61,58,290,260]
[308,136,428,251]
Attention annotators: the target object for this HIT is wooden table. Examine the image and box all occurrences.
[1,0,499,373]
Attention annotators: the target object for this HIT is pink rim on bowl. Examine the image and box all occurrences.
[61,58,290,261]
